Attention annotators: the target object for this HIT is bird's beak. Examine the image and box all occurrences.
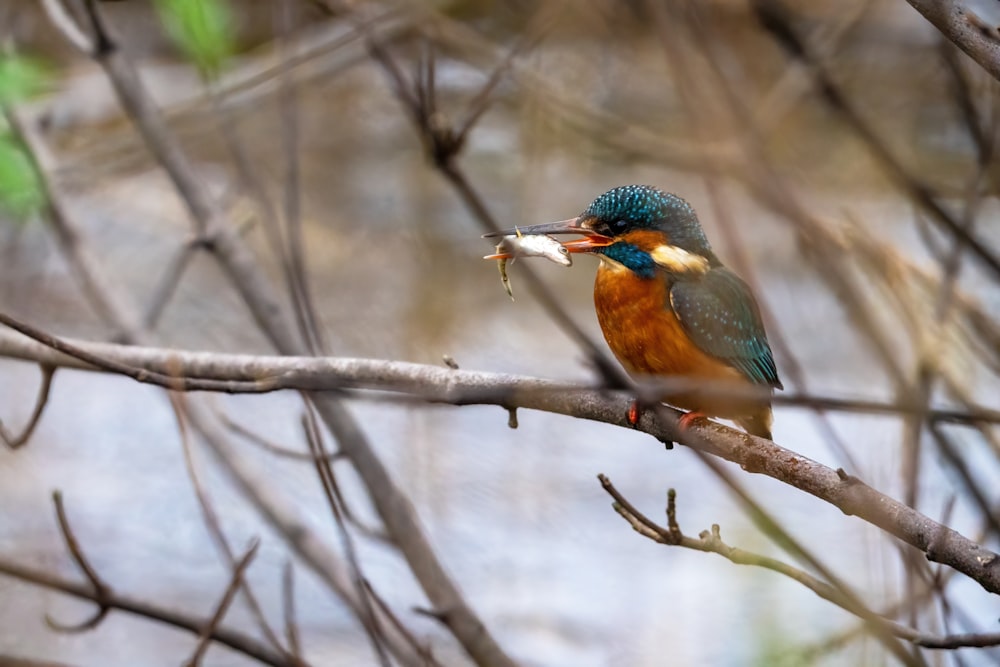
[482,217,613,253]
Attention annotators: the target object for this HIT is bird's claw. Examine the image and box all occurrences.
[627,400,641,427]
[678,411,707,431]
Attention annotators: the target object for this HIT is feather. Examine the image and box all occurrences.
[669,268,783,389]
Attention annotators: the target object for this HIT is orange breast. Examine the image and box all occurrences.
[594,262,750,416]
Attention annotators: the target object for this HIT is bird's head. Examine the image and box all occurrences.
[486,185,719,279]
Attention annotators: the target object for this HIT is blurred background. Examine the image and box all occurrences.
[0,0,999,665]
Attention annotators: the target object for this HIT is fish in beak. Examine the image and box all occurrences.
[483,217,614,254]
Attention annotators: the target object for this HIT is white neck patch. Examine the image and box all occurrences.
[650,244,710,274]
[598,255,630,273]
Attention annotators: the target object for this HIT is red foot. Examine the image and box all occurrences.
[627,400,641,427]
[678,411,707,431]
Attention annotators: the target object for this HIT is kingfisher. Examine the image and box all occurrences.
[486,185,783,439]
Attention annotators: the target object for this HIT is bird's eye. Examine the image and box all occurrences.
[591,218,628,236]
[558,246,569,256]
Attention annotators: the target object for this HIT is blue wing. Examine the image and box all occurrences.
[669,268,782,388]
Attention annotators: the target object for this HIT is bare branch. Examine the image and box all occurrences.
[43,3,517,661]
[0,555,290,666]
[0,312,277,394]
[172,394,300,663]
[0,326,996,595]
[1,326,998,427]
[299,412,389,542]
[601,475,864,607]
[304,407,392,667]
[905,0,1000,83]
[39,0,92,53]
[681,447,920,665]
[217,409,344,463]
[363,579,441,666]
[180,400,430,666]
[4,108,144,342]
[751,0,1000,281]
[600,477,1000,650]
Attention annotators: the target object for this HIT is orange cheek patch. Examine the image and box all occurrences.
[621,230,671,250]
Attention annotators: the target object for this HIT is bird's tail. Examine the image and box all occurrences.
[736,407,774,440]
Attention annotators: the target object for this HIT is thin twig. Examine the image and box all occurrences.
[217,409,344,462]
[363,579,441,666]
[0,365,55,449]
[929,423,1000,539]
[185,539,261,666]
[277,0,326,356]
[683,448,921,666]
[300,411,390,543]
[304,408,392,667]
[172,394,299,663]
[452,31,543,147]
[46,491,112,633]
[282,562,302,663]
[142,240,201,332]
[600,476,1000,651]
[751,0,1000,282]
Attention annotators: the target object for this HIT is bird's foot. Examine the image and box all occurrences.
[629,400,675,448]
[627,399,642,427]
[678,410,708,431]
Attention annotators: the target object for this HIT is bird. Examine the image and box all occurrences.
[485,184,783,439]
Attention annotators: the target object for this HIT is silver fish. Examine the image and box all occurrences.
[483,230,572,300]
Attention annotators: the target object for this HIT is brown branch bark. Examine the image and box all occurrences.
[0,325,997,425]
[905,0,1000,83]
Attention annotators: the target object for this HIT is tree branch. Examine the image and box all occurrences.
[0,323,996,425]
[600,477,1000,650]
[905,0,1000,83]
[0,327,996,596]
[0,556,291,666]
[44,4,518,663]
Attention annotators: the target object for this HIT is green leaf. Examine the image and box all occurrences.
[156,0,235,78]
[0,54,51,105]
[0,135,44,220]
